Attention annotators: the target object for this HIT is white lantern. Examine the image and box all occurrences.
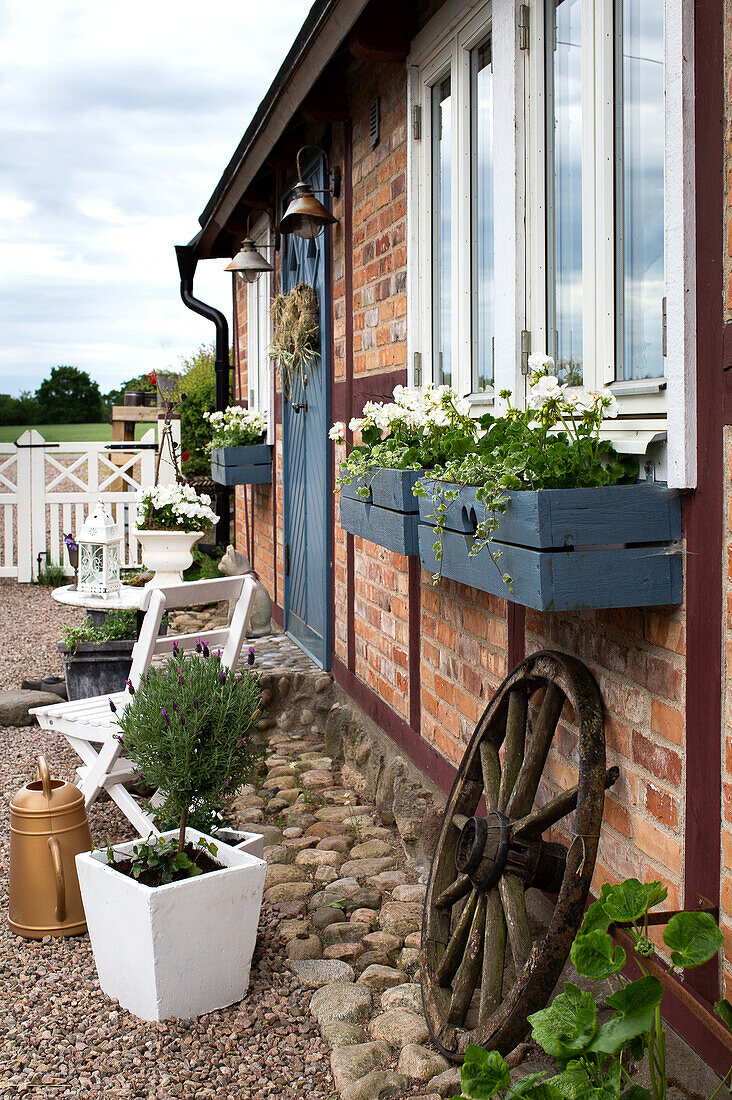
[77,503,122,597]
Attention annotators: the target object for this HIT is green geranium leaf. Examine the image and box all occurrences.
[510,1074,549,1096]
[571,930,626,980]
[528,983,597,1064]
[621,1088,652,1100]
[460,1045,511,1098]
[579,887,614,937]
[588,976,663,1056]
[663,911,723,969]
[714,999,732,1032]
[601,880,667,924]
[549,1060,618,1100]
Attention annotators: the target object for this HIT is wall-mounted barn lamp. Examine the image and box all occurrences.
[225,212,274,282]
[278,146,340,239]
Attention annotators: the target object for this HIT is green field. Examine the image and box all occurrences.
[0,422,152,444]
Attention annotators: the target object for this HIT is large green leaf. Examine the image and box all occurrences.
[579,888,614,937]
[601,880,667,924]
[588,977,663,1056]
[714,999,732,1032]
[621,1088,652,1100]
[510,1074,549,1096]
[548,1061,620,1100]
[571,930,626,980]
[662,911,723,970]
[460,1045,511,1098]
[528,983,597,1064]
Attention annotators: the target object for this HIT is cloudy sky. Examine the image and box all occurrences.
[0,0,313,397]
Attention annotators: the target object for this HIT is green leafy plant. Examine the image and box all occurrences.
[37,563,67,587]
[114,645,263,856]
[415,362,637,590]
[62,609,137,656]
[331,383,479,493]
[451,879,729,1100]
[204,405,267,449]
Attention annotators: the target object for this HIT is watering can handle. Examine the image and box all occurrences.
[47,837,66,922]
[37,755,52,802]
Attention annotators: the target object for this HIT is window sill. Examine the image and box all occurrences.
[607,378,667,397]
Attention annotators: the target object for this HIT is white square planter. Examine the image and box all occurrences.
[213,829,264,859]
[76,829,266,1021]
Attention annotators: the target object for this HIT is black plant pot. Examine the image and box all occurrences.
[123,391,145,407]
[58,639,135,701]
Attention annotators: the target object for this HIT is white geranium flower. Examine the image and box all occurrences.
[528,353,556,373]
[600,393,619,419]
[527,374,563,409]
[566,388,599,415]
[348,417,364,433]
[329,421,345,443]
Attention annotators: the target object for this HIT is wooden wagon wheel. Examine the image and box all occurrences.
[420,650,618,1062]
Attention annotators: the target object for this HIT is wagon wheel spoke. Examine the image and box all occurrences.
[512,766,620,840]
[480,740,501,813]
[479,887,506,1022]
[448,894,487,1025]
[499,874,532,975]
[505,683,565,818]
[436,874,472,910]
[436,889,478,987]
[497,690,527,811]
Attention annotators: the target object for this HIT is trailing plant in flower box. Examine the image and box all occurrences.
[415,357,639,593]
[331,383,480,493]
[113,643,263,864]
[450,878,730,1100]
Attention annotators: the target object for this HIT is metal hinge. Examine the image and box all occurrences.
[414,352,423,388]
[520,330,532,375]
[284,544,290,576]
[662,296,667,357]
[519,4,530,49]
[412,104,422,141]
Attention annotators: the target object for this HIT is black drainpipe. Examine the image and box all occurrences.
[175,244,230,547]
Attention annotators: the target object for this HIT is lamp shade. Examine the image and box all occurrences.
[225,237,274,283]
[278,183,337,239]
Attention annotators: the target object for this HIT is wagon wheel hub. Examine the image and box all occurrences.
[455,811,567,895]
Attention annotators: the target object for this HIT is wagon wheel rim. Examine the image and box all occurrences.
[420,650,614,1062]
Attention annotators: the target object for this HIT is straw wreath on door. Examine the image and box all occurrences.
[270,282,319,401]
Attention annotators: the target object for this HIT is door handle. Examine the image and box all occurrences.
[292,402,308,414]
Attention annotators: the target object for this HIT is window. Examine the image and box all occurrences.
[245,220,273,442]
[409,0,694,485]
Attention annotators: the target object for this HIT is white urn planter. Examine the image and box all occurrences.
[135,529,204,587]
[76,829,266,1021]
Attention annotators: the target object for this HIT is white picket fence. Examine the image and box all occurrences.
[0,427,178,582]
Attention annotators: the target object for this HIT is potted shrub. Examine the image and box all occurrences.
[207,405,271,485]
[333,384,479,556]
[416,360,682,610]
[76,645,266,1021]
[58,609,138,701]
[135,482,218,586]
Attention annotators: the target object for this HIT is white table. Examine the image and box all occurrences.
[51,584,148,613]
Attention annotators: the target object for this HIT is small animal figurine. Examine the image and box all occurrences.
[218,545,273,638]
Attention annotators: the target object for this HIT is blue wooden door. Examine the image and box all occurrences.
[281,155,331,668]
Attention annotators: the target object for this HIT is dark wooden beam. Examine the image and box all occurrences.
[301,95,350,123]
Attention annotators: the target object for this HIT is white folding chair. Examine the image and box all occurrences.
[30,574,258,837]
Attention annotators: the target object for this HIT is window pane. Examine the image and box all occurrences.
[616,0,665,380]
[471,38,494,391]
[432,75,452,387]
[546,0,583,385]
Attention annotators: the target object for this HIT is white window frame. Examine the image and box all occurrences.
[245,215,274,445]
[407,0,696,488]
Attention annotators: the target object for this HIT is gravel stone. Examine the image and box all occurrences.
[310,982,373,1026]
[290,959,355,988]
[264,863,309,890]
[340,857,395,878]
[341,1069,408,1100]
[323,943,366,963]
[392,883,427,903]
[368,1009,431,1048]
[0,689,63,725]
[265,880,314,903]
[397,1043,450,1082]
[430,1066,463,1097]
[321,921,371,946]
[312,906,344,930]
[349,839,393,860]
[380,901,422,937]
[330,1040,392,1091]
[320,1021,368,1048]
[357,965,408,990]
[286,934,323,960]
[381,983,423,1013]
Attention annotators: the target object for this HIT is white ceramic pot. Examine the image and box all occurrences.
[76,829,266,1021]
[135,528,204,586]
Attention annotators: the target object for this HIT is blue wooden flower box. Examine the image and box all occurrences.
[417,481,682,610]
[211,444,272,486]
[339,468,422,556]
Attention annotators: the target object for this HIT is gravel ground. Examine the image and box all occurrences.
[0,583,335,1100]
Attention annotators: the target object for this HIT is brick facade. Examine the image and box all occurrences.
[224,0,729,1051]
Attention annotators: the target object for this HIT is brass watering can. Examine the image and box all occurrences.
[8,756,92,938]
